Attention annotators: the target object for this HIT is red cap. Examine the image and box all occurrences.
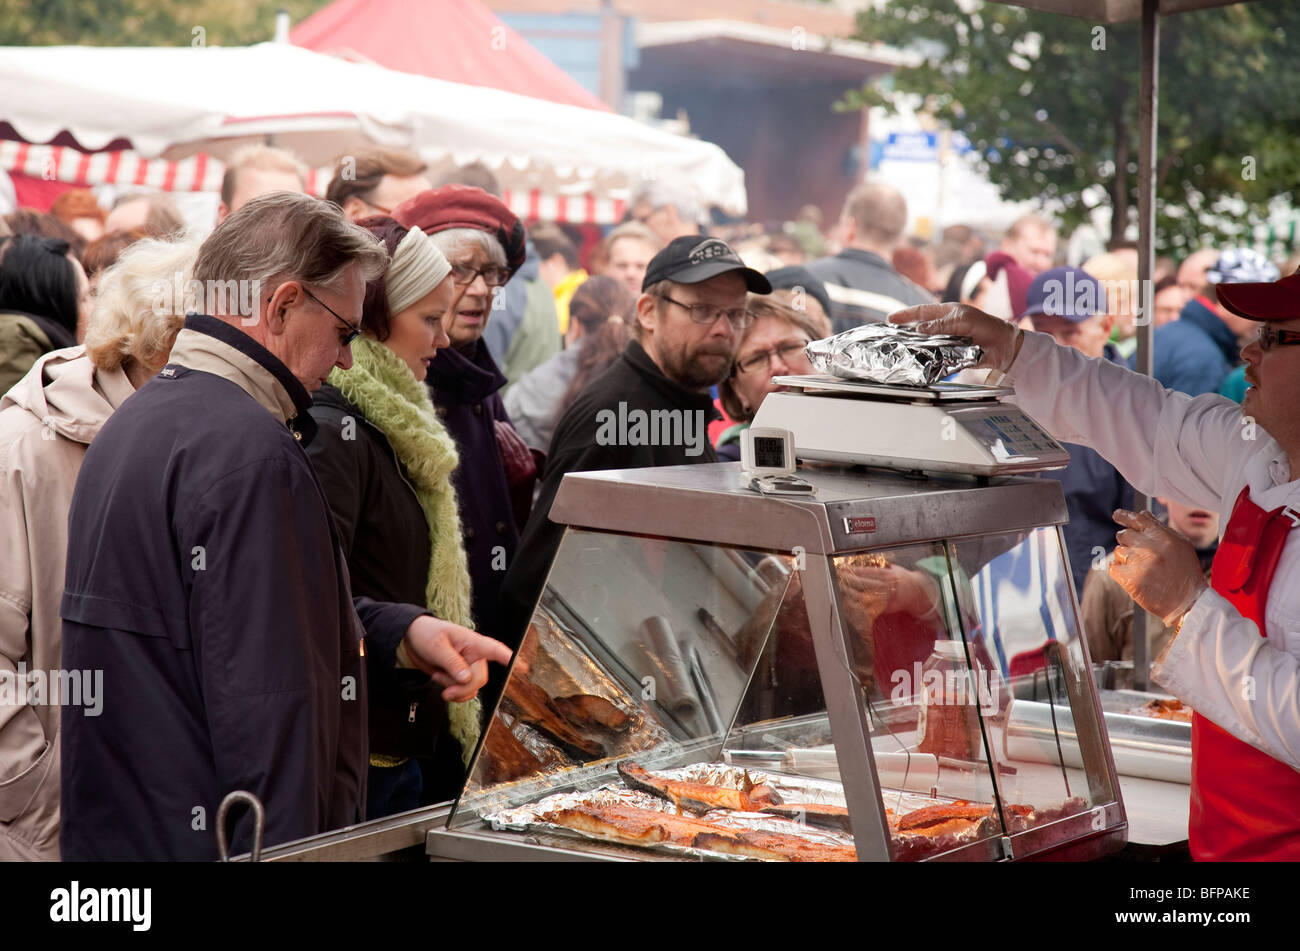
[391,184,527,276]
[985,251,1033,320]
[1216,272,1300,322]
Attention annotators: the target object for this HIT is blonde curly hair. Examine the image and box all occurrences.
[83,236,199,373]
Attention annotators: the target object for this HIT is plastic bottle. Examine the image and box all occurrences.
[916,639,984,759]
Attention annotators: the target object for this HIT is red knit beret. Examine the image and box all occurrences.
[391,184,527,276]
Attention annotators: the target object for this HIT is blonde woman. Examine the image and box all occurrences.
[305,217,500,814]
[0,236,195,860]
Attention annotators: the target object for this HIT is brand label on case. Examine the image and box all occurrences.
[844,516,877,534]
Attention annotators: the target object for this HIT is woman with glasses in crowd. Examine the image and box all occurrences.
[715,295,823,461]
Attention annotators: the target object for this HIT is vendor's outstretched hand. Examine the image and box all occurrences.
[405,616,514,702]
[889,303,1023,373]
[1109,509,1208,625]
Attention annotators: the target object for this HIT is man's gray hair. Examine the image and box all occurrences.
[631,180,700,225]
[193,192,387,303]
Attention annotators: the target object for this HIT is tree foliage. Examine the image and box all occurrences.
[844,0,1300,252]
[0,1,327,49]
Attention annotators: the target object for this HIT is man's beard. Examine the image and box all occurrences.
[669,345,733,390]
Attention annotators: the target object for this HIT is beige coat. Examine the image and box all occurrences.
[0,346,133,860]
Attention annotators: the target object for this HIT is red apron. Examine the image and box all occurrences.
[1190,486,1300,861]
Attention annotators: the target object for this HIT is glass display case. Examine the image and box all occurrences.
[426,463,1127,862]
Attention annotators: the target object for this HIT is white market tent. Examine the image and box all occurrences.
[0,42,748,221]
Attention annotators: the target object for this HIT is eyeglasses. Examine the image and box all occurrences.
[660,294,753,330]
[301,285,362,346]
[450,263,511,288]
[1252,325,1300,351]
[735,341,810,375]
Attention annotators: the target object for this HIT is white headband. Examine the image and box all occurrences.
[386,227,452,315]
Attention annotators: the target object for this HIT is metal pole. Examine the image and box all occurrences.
[1133,0,1159,691]
[273,8,290,44]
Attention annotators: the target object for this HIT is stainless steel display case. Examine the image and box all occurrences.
[426,462,1128,862]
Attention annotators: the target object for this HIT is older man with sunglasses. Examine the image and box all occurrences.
[59,194,511,860]
[893,270,1300,861]
[500,235,771,646]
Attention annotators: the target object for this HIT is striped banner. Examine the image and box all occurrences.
[502,188,625,225]
[0,142,623,223]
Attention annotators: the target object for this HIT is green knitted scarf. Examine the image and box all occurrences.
[328,337,481,766]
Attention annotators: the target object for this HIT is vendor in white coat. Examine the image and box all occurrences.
[894,271,1300,862]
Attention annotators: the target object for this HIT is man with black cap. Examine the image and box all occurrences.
[894,269,1300,861]
[501,235,770,640]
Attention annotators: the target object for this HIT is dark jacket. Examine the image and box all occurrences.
[803,249,934,333]
[59,315,425,861]
[1040,345,1136,595]
[305,386,450,770]
[1149,296,1237,396]
[500,340,721,644]
[426,341,520,642]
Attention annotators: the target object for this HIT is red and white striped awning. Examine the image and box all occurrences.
[0,141,323,195]
[500,190,626,226]
[1,141,628,224]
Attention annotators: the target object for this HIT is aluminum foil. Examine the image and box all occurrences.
[483,764,855,861]
[806,323,980,385]
[479,760,1006,861]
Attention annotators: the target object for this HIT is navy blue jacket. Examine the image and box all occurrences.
[426,340,519,642]
[1150,296,1238,396]
[59,315,425,860]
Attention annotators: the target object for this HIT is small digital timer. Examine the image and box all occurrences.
[740,427,796,477]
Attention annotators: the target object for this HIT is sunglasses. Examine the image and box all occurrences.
[1252,325,1300,351]
[301,285,362,346]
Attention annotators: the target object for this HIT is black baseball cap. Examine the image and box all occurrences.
[641,235,772,294]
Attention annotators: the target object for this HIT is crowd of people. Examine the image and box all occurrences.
[0,139,1296,861]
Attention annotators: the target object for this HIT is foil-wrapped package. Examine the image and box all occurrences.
[806,323,980,385]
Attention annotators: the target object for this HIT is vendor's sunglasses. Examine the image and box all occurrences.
[1253,326,1300,351]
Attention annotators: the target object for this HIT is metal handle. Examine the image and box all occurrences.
[216,790,265,862]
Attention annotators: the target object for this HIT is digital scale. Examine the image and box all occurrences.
[749,374,1070,478]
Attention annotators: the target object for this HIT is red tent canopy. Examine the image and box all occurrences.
[291,0,610,112]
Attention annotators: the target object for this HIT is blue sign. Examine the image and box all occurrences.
[881,132,938,162]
